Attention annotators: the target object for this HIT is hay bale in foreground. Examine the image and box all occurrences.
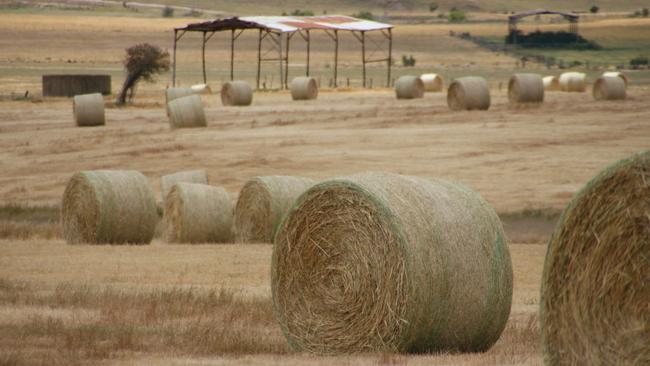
[164,183,233,243]
[559,72,586,92]
[420,73,444,92]
[191,83,212,95]
[508,73,544,104]
[73,93,105,127]
[221,80,253,106]
[290,77,319,100]
[272,172,513,355]
[540,151,650,365]
[233,176,315,243]
[543,76,560,91]
[167,95,207,129]
[592,76,626,101]
[161,169,209,201]
[602,71,628,86]
[62,170,158,245]
[447,76,491,111]
[395,75,425,99]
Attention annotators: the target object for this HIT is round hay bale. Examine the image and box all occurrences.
[559,72,586,92]
[602,71,628,86]
[73,93,105,127]
[542,76,560,91]
[447,76,491,111]
[161,169,209,201]
[165,87,194,104]
[190,83,212,95]
[272,172,513,355]
[221,80,253,106]
[61,170,158,245]
[420,73,444,92]
[233,176,316,243]
[540,151,650,365]
[167,95,207,129]
[164,182,233,243]
[395,75,425,99]
[508,73,544,104]
[290,77,319,100]
[592,76,626,101]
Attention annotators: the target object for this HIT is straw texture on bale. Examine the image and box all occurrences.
[161,169,209,200]
[290,77,319,100]
[61,170,158,245]
[543,76,560,91]
[190,83,212,94]
[559,72,586,92]
[508,73,544,104]
[592,76,626,101]
[73,93,105,127]
[447,76,491,111]
[602,71,628,86]
[167,95,207,129]
[272,172,513,355]
[540,151,650,366]
[395,75,425,99]
[233,176,315,243]
[164,182,233,243]
[165,87,194,104]
[221,80,253,106]
[420,73,444,92]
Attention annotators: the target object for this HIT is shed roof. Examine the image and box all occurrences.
[509,9,579,21]
[176,15,393,33]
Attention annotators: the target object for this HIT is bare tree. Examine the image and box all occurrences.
[117,43,170,105]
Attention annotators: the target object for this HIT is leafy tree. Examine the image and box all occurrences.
[642,8,649,17]
[291,9,315,16]
[353,11,375,20]
[448,7,466,22]
[162,6,174,17]
[630,55,649,67]
[117,43,170,105]
[589,5,599,13]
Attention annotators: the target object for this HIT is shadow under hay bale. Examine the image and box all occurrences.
[540,151,650,365]
[164,182,233,244]
[221,80,253,106]
[42,74,111,97]
[290,77,318,100]
[592,76,626,101]
[508,73,544,105]
[61,170,158,245]
[447,76,491,111]
[395,75,425,99]
[73,93,105,127]
[272,172,513,355]
[233,176,315,243]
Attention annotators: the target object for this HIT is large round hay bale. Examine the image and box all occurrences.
[508,73,544,104]
[420,73,444,92]
[164,183,233,243]
[167,95,207,129]
[161,169,209,200]
[602,71,628,86]
[540,151,650,365]
[395,75,425,99]
[542,76,560,91]
[191,83,212,95]
[73,93,105,127]
[272,172,513,355]
[559,72,586,92]
[61,170,158,245]
[447,76,491,111]
[592,76,626,101]
[221,80,253,106]
[290,77,319,100]
[233,176,316,243]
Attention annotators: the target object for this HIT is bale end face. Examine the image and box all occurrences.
[73,93,105,127]
[221,81,253,106]
[291,77,319,100]
[593,76,626,101]
[447,77,491,111]
[508,73,544,105]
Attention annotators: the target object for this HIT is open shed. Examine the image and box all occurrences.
[508,10,580,47]
[172,16,394,89]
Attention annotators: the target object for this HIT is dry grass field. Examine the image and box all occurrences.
[1,5,649,366]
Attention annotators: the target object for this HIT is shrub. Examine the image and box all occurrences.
[505,30,601,50]
[589,5,599,14]
[429,2,439,12]
[448,7,466,22]
[401,54,416,67]
[642,8,649,17]
[291,9,314,16]
[353,11,375,20]
[630,55,649,67]
[162,6,174,17]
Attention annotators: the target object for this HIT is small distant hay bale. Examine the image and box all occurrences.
[61,170,158,245]
[508,73,544,104]
[190,83,212,95]
[73,93,105,127]
[164,182,233,243]
[165,87,194,104]
[221,80,253,106]
[592,76,626,101]
[543,76,560,91]
[602,71,628,86]
[447,76,491,111]
[395,75,425,99]
[161,169,209,201]
[540,151,650,365]
[290,77,319,100]
[559,72,586,92]
[167,95,207,129]
[233,176,316,243]
[272,172,513,354]
[420,73,444,92]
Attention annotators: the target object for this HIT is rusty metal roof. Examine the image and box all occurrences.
[176,16,393,33]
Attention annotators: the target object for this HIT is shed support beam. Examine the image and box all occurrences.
[171,29,186,87]
[257,29,262,89]
[201,31,207,84]
[361,31,366,88]
[387,28,392,87]
[306,30,311,76]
